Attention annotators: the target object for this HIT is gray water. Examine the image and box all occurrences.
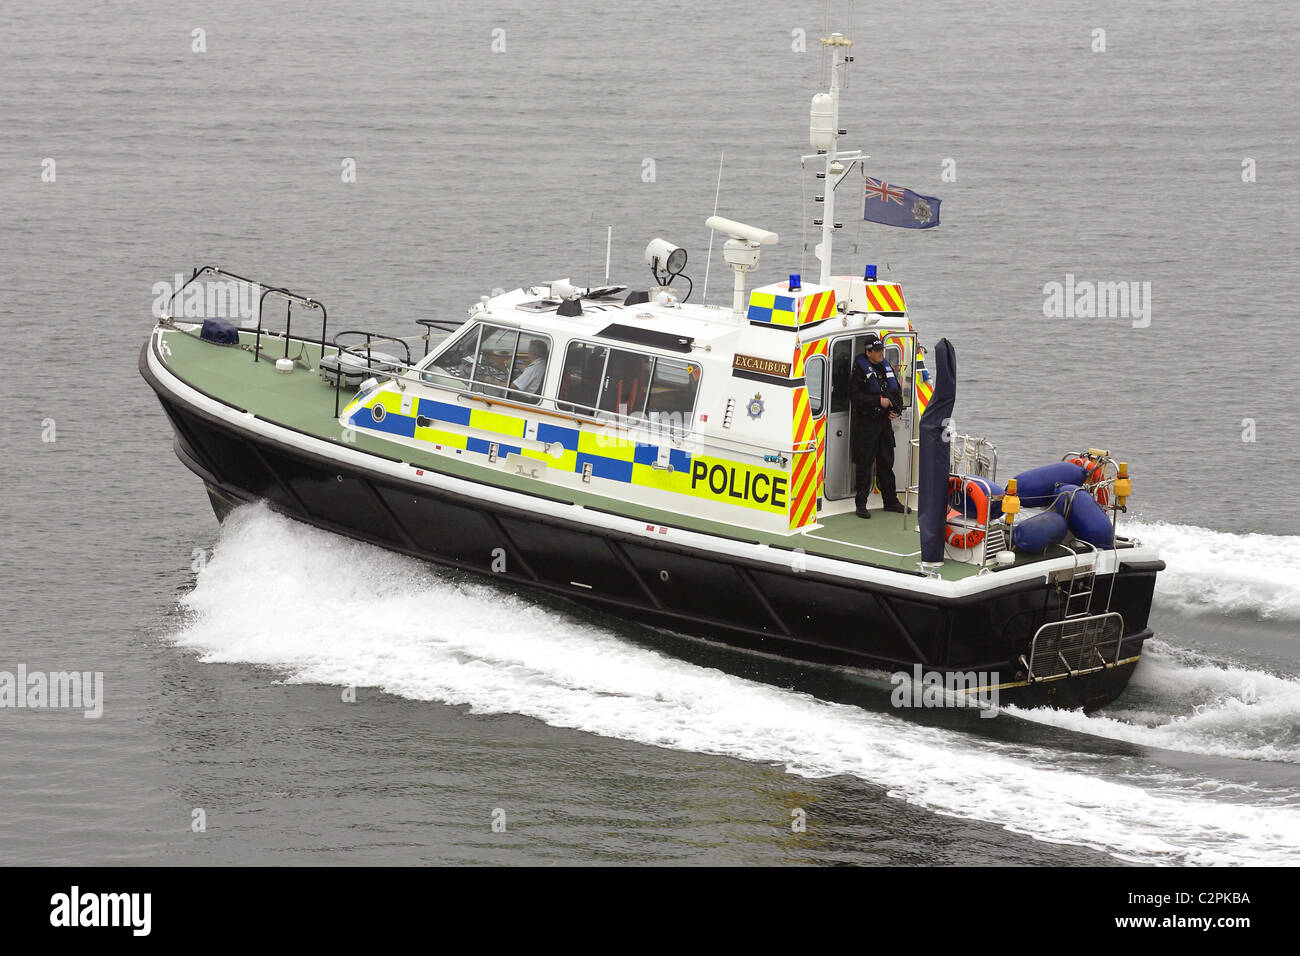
[1,0,1298,866]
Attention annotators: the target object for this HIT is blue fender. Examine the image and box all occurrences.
[1011,510,1069,554]
[1012,462,1088,507]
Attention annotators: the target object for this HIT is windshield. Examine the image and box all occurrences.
[421,323,550,404]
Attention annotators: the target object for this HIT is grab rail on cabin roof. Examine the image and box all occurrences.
[415,318,465,358]
[331,330,412,366]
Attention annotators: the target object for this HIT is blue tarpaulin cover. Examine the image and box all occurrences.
[199,317,239,345]
[918,338,955,563]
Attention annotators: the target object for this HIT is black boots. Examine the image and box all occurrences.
[882,500,907,514]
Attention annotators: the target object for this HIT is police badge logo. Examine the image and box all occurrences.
[911,198,933,225]
[746,393,765,420]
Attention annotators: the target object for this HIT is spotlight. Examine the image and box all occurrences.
[644,238,687,276]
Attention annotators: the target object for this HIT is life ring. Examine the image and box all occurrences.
[1068,456,1111,507]
[946,476,988,548]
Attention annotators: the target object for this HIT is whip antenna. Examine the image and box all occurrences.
[702,150,725,305]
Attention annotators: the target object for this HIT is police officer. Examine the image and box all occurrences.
[850,333,907,518]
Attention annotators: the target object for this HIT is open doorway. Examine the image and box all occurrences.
[823,332,915,501]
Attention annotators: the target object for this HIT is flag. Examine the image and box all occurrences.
[863,177,941,229]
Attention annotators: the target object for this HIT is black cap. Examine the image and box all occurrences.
[863,334,884,351]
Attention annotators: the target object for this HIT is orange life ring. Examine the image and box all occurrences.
[946,476,988,548]
[1068,456,1111,507]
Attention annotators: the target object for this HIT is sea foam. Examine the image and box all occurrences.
[171,504,1300,866]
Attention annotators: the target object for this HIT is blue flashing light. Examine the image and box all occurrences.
[864,264,878,281]
[788,273,801,291]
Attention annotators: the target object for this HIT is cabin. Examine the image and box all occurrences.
[341,271,928,536]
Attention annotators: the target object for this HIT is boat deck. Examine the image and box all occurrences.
[155,327,980,581]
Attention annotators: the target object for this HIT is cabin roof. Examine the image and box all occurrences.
[477,283,914,361]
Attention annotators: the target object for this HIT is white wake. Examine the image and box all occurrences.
[170,505,1300,865]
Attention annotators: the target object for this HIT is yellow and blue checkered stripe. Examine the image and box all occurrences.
[747,289,837,329]
[344,392,788,514]
[747,291,799,327]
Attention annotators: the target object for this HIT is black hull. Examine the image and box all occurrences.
[144,346,1160,713]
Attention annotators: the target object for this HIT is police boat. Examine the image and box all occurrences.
[141,34,1163,712]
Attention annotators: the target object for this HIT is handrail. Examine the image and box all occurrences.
[415,318,464,358]
[156,265,328,366]
[329,335,415,417]
[952,433,998,481]
[1060,449,1126,552]
[255,284,326,365]
[903,429,992,534]
[331,330,413,366]
[904,435,921,532]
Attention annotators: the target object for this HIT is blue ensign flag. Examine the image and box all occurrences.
[863,177,941,229]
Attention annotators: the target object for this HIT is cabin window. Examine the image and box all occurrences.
[644,356,702,429]
[806,354,827,417]
[470,325,522,398]
[830,339,852,414]
[556,341,701,423]
[422,323,550,403]
[506,332,551,405]
[884,343,909,408]
[423,323,482,388]
[557,341,607,414]
[598,349,655,416]
[829,336,909,412]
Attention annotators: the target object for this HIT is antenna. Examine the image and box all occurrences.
[604,226,612,283]
[702,150,725,305]
[810,32,856,285]
[842,0,855,89]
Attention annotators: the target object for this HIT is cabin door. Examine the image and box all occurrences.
[823,333,916,502]
[825,337,856,499]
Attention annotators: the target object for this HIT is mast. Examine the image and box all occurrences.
[811,32,856,286]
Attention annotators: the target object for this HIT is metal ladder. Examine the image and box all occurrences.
[1058,541,1098,619]
[982,524,1007,566]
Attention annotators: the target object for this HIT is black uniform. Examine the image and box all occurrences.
[850,352,904,512]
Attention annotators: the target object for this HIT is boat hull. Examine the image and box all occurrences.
[144,343,1161,713]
